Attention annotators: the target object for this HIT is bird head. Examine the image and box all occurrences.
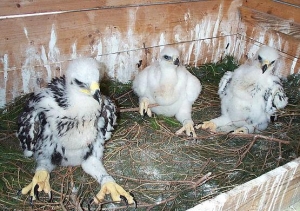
[255,46,279,74]
[160,47,180,67]
[66,58,101,103]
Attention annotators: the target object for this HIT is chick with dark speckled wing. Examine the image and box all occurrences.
[198,46,288,134]
[17,58,135,206]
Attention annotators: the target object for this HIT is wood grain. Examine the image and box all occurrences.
[0,0,241,106]
[243,0,300,24]
[189,157,300,211]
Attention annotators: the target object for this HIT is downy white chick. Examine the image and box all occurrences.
[132,47,201,137]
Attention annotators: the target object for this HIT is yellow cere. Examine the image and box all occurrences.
[90,82,100,91]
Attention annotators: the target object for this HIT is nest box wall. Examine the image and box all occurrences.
[0,0,299,108]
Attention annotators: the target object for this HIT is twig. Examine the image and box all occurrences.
[235,138,257,168]
[118,103,159,113]
[187,131,290,144]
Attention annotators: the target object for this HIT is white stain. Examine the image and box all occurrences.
[40,45,51,81]
[290,57,298,74]
[0,54,9,107]
[21,46,41,93]
[184,11,190,22]
[48,24,60,63]
[159,33,165,50]
[23,27,29,40]
[71,42,77,59]
[213,1,223,38]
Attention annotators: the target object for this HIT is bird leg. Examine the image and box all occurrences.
[139,97,152,117]
[94,181,135,206]
[20,170,51,205]
[196,121,217,132]
[175,121,196,137]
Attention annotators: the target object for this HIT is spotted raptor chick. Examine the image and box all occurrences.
[17,58,135,206]
[198,46,288,134]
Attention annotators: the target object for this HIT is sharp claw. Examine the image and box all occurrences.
[229,130,234,133]
[130,192,137,209]
[17,189,22,196]
[48,191,53,202]
[120,195,128,207]
[34,184,39,201]
[29,196,34,207]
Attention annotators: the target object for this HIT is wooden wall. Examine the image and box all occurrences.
[0,0,242,107]
[0,0,299,108]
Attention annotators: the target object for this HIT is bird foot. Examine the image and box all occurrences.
[233,127,249,134]
[20,170,51,205]
[196,121,217,132]
[139,98,152,117]
[175,122,196,137]
[94,181,136,206]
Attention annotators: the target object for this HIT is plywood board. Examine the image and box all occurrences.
[0,35,237,106]
[0,0,242,107]
[0,0,197,17]
[242,0,300,24]
[189,157,300,211]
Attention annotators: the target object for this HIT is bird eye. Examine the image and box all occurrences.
[74,79,86,88]
[270,60,275,65]
[258,55,262,61]
[163,55,172,60]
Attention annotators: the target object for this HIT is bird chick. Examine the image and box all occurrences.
[198,46,288,134]
[132,47,202,137]
[17,58,135,206]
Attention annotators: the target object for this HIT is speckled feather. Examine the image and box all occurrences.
[17,58,117,186]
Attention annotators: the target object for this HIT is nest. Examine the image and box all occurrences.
[0,56,299,211]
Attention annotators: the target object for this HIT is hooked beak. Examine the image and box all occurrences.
[90,82,101,103]
[93,89,101,103]
[262,64,268,73]
[261,61,269,74]
[173,58,180,66]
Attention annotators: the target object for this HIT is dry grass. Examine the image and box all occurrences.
[0,58,299,210]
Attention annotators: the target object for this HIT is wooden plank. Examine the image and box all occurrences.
[0,0,209,17]
[239,6,300,40]
[189,157,300,211]
[242,0,300,24]
[275,0,300,7]
[0,35,236,106]
[0,0,241,107]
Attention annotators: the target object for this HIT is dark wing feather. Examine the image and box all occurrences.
[17,93,46,156]
[17,76,68,156]
[48,75,68,108]
[97,96,117,141]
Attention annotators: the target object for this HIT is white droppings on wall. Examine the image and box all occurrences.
[159,33,166,51]
[94,40,103,61]
[213,1,223,38]
[71,42,77,59]
[48,24,60,62]
[21,46,42,94]
[41,45,51,82]
[291,58,298,74]
[23,27,29,41]
[0,54,9,107]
